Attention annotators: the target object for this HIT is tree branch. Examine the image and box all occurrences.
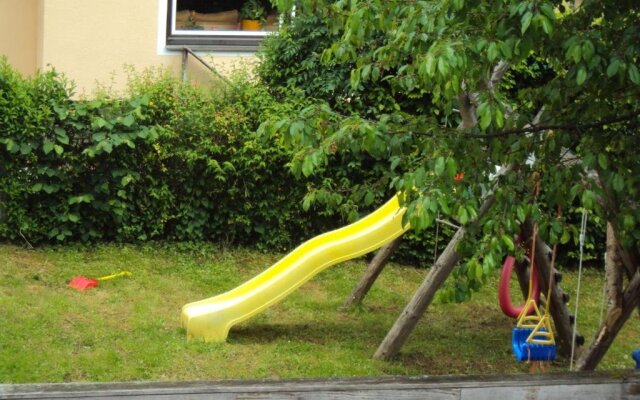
[457,61,510,130]
[488,61,510,91]
[404,112,638,139]
[457,93,477,129]
[464,112,638,139]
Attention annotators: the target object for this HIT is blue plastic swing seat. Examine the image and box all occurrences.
[633,349,640,369]
[511,327,557,362]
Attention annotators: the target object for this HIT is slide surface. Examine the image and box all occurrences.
[181,195,409,342]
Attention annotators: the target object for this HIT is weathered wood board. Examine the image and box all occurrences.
[1,371,638,400]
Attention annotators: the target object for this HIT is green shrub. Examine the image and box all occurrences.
[0,59,164,243]
[0,60,332,250]
[0,58,449,264]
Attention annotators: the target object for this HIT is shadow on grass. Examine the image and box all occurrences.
[229,320,391,345]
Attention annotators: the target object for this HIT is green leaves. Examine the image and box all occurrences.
[3,138,19,154]
[434,157,445,175]
[607,58,621,77]
[629,64,640,85]
[576,65,587,86]
[521,11,533,34]
[43,140,54,155]
[55,127,69,144]
[437,57,450,77]
[122,114,135,128]
[538,14,553,36]
[581,40,595,62]
[121,175,135,187]
[68,194,95,205]
[581,189,597,210]
[501,234,515,251]
[567,40,582,64]
[597,153,608,170]
[476,102,492,130]
[301,155,314,177]
[487,42,499,62]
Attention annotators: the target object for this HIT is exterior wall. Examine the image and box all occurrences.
[4,0,254,95]
[0,0,39,75]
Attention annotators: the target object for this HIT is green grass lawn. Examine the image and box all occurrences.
[0,243,637,383]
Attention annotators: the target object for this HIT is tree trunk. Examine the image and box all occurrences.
[619,247,639,277]
[576,268,640,370]
[373,192,497,360]
[343,236,403,309]
[575,224,640,371]
[523,222,583,358]
[605,223,624,314]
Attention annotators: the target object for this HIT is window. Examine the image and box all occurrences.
[166,0,278,51]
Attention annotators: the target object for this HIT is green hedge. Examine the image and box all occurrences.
[0,60,338,250]
[0,59,452,264]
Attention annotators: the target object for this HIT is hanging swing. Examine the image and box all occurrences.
[510,223,557,362]
[498,176,557,363]
[511,298,557,362]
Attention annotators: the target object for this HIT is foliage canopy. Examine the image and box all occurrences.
[262,0,640,300]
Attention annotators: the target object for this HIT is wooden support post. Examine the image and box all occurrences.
[373,192,497,360]
[343,236,403,309]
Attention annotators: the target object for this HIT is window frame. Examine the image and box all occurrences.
[165,0,271,52]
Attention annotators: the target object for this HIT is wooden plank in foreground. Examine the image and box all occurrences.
[1,372,638,400]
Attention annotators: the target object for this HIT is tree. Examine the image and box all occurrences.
[262,0,640,369]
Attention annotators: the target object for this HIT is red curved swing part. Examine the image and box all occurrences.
[498,255,541,318]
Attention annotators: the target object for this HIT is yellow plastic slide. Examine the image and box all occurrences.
[181,195,409,342]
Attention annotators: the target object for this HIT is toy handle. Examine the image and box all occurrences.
[97,271,132,281]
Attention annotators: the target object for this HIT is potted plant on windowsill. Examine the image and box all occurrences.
[239,0,266,31]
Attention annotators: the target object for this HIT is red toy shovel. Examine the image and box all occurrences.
[68,271,132,291]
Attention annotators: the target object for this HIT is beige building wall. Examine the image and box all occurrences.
[2,0,254,95]
[0,0,39,75]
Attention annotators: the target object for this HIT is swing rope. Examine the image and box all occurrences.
[570,210,588,371]
[522,179,541,317]
[433,211,440,265]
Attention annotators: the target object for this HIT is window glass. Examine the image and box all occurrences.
[166,0,277,50]
[175,0,278,32]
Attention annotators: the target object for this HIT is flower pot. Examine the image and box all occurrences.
[241,19,261,31]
